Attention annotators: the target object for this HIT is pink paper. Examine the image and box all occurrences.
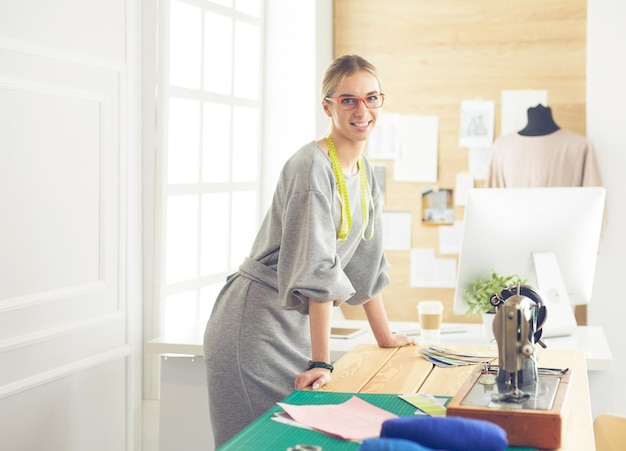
[276,395,398,441]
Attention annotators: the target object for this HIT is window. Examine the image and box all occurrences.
[157,0,264,331]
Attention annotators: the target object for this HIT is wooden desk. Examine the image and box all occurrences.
[147,322,611,451]
[321,344,594,451]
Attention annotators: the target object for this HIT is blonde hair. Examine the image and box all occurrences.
[321,55,382,99]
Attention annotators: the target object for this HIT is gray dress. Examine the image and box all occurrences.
[203,141,390,447]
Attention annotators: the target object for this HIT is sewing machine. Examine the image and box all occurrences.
[447,285,572,449]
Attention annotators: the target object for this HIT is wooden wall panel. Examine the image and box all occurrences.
[334,0,587,323]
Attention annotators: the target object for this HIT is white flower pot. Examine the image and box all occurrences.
[481,312,496,342]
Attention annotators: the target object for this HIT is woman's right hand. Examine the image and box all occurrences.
[377,333,416,348]
[294,367,332,390]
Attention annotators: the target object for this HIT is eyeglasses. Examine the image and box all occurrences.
[324,94,385,111]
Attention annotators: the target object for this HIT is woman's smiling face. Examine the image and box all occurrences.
[323,70,382,144]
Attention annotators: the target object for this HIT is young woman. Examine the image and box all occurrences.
[203,54,415,447]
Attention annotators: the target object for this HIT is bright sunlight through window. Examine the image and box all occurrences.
[159,0,263,332]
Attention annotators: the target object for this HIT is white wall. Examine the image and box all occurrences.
[587,0,626,416]
[261,0,333,213]
[0,0,142,450]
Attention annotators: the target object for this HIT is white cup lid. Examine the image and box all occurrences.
[417,300,443,314]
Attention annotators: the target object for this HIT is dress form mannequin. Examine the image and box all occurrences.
[488,103,603,189]
[518,104,560,136]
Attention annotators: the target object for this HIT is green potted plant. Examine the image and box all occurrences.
[464,269,527,315]
[464,269,526,339]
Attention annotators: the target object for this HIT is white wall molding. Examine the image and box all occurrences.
[0,311,124,354]
[0,76,107,102]
[0,345,130,400]
[0,280,107,312]
[0,1,137,448]
[0,36,125,71]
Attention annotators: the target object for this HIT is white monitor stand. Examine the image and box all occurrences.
[532,252,578,338]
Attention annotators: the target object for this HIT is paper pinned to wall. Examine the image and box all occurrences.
[394,115,439,183]
[410,248,457,288]
[421,188,454,224]
[468,147,492,181]
[454,173,474,206]
[368,112,401,159]
[501,89,548,136]
[438,221,463,255]
[458,100,495,148]
[382,211,412,250]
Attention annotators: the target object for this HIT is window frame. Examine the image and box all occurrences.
[155,0,265,333]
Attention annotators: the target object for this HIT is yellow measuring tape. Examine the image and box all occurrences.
[326,135,375,241]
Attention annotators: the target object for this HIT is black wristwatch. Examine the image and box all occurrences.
[307,360,334,373]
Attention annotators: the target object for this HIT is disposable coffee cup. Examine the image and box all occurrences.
[418,300,444,345]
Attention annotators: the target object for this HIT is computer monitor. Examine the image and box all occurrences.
[453,187,605,337]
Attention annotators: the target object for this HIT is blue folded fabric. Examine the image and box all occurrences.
[379,416,508,451]
[359,437,436,451]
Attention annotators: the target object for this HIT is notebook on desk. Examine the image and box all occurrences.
[331,327,366,339]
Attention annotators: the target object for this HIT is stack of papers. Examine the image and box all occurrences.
[272,395,397,441]
[419,345,496,367]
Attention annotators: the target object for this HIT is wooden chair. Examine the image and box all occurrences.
[594,413,626,451]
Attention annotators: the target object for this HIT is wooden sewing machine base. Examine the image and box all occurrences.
[446,365,572,449]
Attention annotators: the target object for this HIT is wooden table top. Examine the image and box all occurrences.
[321,344,594,451]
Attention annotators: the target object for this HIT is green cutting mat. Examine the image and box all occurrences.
[220,391,412,451]
[219,390,537,451]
